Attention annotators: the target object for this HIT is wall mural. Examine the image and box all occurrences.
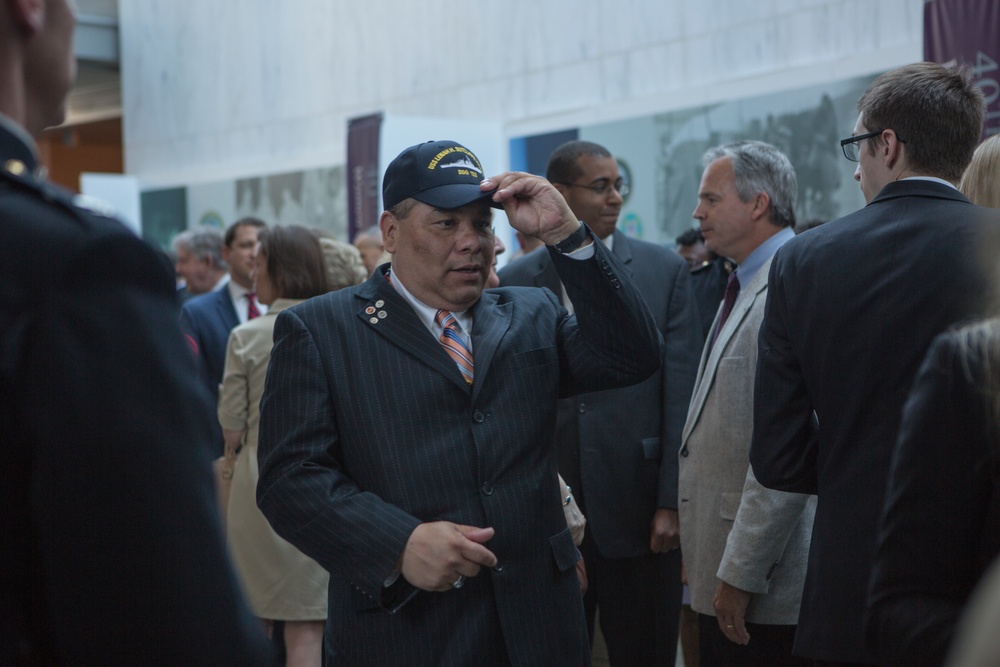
[515,73,878,247]
[235,166,347,238]
[141,164,347,251]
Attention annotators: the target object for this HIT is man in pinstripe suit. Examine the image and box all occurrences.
[256,140,663,666]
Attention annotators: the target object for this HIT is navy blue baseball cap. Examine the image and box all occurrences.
[382,140,501,211]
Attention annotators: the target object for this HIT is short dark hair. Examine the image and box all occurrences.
[257,225,329,300]
[546,140,613,183]
[224,217,267,248]
[387,198,418,221]
[675,228,705,246]
[858,62,985,182]
[702,140,798,229]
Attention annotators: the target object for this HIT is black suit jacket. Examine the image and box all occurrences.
[256,238,662,665]
[749,179,1000,662]
[499,231,702,558]
[867,323,1000,667]
[0,126,271,665]
[181,284,240,405]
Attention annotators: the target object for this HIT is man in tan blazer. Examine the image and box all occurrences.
[678,141,815,667]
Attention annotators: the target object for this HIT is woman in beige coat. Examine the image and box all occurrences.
[219,226,363,666]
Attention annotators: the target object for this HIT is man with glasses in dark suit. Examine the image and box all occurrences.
[750,62,1000,667]
[501,140,702,666]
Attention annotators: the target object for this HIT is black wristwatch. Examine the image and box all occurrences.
[551,222,589,254]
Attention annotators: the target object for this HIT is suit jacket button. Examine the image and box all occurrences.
[481,482,494,496]
[578,403,586,414]
[473,410,485,423]
[680,445,689,457]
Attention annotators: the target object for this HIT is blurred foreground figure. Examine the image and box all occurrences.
[0,1,272,664]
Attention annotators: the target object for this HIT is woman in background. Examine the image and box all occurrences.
[960,134,1000,209]
[219,225,336,667]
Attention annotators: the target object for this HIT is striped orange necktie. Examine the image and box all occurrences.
[435,309,473,384]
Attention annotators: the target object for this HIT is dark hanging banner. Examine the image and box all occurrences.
[347,113,384,241]
[924,0,1000,138]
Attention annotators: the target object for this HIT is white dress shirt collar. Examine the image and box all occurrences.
[387,268,473,349]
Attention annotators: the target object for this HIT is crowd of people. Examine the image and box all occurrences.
[5,2,1000,666]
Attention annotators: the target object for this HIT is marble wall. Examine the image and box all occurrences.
[118,0,923,187]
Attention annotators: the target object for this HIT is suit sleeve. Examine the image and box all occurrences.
[217,328,249,432]
[23,231,273,665]
[657,259,702,509]
[750,252,819,494]
[256,308,422,606]
[717,466,814,593]
[179,301,211,391]
[549,238,664,395]
[866,333,994,667]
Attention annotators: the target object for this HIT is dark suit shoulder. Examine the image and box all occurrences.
[498,245,550,282]
[618,234,678,257]
[618,235,688,273]
[0,181,174,306]
[283,279,381,325]
[487,283,561,305]
[181,285,228,315]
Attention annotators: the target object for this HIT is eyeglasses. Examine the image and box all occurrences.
[556,180,630,198]
[840,131,883,161]
[840,130,908,162]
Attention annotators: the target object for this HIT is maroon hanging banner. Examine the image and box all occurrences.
[347,113,383,241]
[924,0,1000,138]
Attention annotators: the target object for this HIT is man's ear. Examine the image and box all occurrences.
[379,210,397,254]
[882,129,905,170]
[750,191,771,221]
[10,0,45,34]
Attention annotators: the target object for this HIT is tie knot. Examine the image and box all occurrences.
[725,273,740,298]
[246,291,261,320]
[436,309,457,329]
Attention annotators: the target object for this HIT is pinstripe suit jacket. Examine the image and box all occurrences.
[256,239,662,666]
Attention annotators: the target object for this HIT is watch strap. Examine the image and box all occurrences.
[551,222,589,254]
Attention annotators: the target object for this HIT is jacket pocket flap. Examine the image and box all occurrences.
[348,581,383,612]
[719,492,743,521]
[549,526,580,573]
[514,346,555,368]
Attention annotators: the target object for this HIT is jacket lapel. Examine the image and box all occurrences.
[215,287,239,330]
[530,250,562,294]
[610,230,635,279]
[354,270,470,392]
[469,290,512,403]
[681,258,772,444]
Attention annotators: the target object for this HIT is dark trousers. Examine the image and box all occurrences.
[812,662,876,667]
[698,612,810,667]
[580,533,681,667]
